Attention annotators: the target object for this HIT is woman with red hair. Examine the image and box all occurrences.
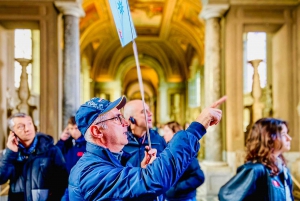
[219,118,294,201]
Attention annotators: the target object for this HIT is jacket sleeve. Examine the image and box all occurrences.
[157,135,167,156]
[166,158,205,197]
[0,149,18,184]
[161,136,167,149]
[218,164,265,201]
[135,122,206,196]
[48,146,69,201]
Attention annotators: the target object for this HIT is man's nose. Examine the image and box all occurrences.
[24,124,31,131]
[146,110,152,116]
[122,119,129,126]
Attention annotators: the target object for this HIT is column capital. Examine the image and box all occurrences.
[54,1,85,18]
[200,4,229,20]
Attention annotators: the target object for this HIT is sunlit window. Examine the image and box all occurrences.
[14,29,32,89]
[188,71,201,107]
[243,32,267,94]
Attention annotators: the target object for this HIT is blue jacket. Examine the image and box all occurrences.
[218,162,294,201]
[165,157,205,200]
[56,135,86,173]
[0,133,68,201]
[68,122,206,201]
[123,129,167,167]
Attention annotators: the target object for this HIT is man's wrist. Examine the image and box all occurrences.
[186,122,206,139]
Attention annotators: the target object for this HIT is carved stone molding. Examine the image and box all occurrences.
[54,1,85,17]
[200,4,229,20]
[15,58,32,114]
[248,59,264,122]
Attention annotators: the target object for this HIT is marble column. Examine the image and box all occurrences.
[55,1,85,127]
[197,5,231,197]
[201,4,229,164]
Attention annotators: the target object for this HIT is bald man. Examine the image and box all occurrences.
[123,100,167,167]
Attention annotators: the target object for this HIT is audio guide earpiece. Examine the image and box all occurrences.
[129,116,136,124]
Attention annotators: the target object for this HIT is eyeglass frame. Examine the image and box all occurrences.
[95,114,126,125]
[14,122,34,132]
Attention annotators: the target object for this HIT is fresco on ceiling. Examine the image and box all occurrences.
[80,3,100,33]
[130,3,164,27]
[183,7,202,27]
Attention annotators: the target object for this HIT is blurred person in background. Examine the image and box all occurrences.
[0,113,68,201]
[123,100,167,166]
[163,121,205,201]
[219,118,293,201]
[56,116,86,201]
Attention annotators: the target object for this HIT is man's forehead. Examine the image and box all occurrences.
[139,104,150,112]
[109,108,121,115]
[14,116,32,123]
[131,101,148,110]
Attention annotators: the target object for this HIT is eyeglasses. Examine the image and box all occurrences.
[15,122,33,131]
[96,114,126,125]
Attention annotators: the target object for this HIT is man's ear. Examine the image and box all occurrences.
[90,125,103,138]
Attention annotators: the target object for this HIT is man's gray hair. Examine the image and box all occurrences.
[8,113,28,130]
[84,112,109,142]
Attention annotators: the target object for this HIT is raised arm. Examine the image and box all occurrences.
[69,97,226,200]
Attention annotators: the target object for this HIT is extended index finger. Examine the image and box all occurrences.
[210,96,227,108]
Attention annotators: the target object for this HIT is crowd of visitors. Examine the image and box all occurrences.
[0,95,294,201]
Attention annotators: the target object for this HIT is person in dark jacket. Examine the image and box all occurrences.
[68,95,225,201]
[56,116,86,174]
[123,100,167,167]
[0,113,68,201]
[123,100,167,200]
[163,121,205,201]
[218,118,294,201]
[56,116,86,201]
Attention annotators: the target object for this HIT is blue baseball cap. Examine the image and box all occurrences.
[75,96,127,135]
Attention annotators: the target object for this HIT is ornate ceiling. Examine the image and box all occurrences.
[80,0,205,96]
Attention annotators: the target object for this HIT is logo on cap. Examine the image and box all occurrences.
[85,98,110,112]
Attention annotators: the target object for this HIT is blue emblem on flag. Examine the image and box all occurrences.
[109,0,137,47]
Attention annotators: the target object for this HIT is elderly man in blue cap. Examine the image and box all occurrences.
[68,96,225,201]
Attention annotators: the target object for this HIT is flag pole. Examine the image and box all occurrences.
[108,0,152,149]
[132,40,152,149]
[125,0,152,149]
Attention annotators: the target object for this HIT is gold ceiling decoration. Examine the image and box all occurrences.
[80,0,205,90]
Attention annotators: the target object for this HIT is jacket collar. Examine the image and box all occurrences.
[85,142,124,165]
[86,142,109,157]
[86,142,132,167]
[34,133,53,154]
